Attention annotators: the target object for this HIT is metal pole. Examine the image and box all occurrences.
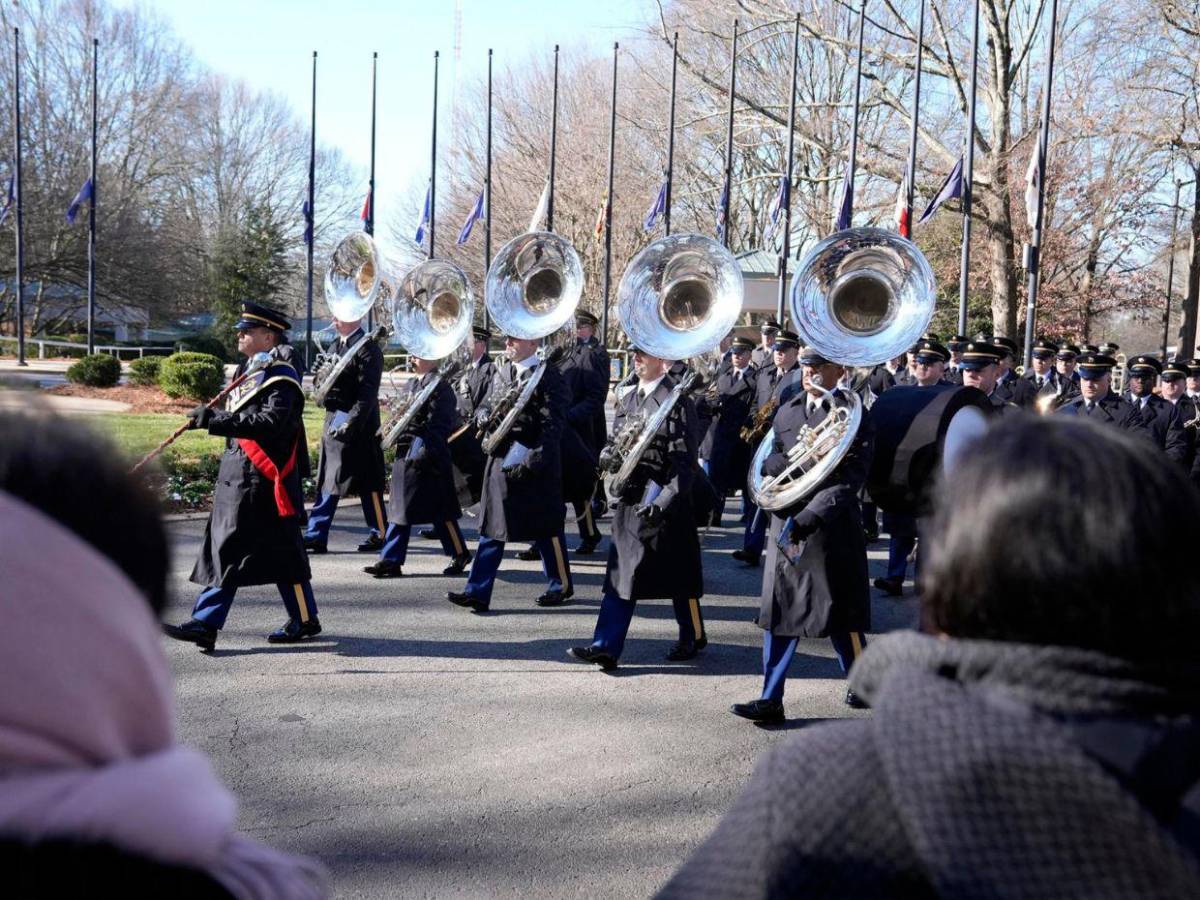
[1163,179,1183,360]
[87,37,97,355]
[1022,0,1059,371]
[13,27,25,366]
[484,48,492,330]
[367,52,377,237]
[721,19,738,248]
[664,32,678,237]
[305,51,316,368]
[776,13,800,325]
[430,50,439,258]
[904,0,926,237]
[602,42,618,346]
[958,0,980,336]
[547,44,559,232]
[845,0,867,225]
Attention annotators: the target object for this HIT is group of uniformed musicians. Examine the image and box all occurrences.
[163,303,1200,718]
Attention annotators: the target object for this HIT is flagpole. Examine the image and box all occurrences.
[484,47,493,330]
[430,50,439,259]
[664,32,678,237]
[305,50,316,368]
[13,26,26,366]
[367,52,377,238]
[602,41,618,346]
[904,0,926,237]
[1163,178,1183,361]
[776,13,800,325]
[958,0,980,336]
[844,0,867,227]
[1022,0,1059,371]
[546,44,559,232]
[720,19,738,248]
[87,37,97,355]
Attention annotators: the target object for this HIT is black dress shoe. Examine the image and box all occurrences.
[695,636,708,651]
[162,619,217,651]
[303,537,327,554]
[872,576,904,596]
[666,640,698,661]
[442,552,473,576]
[863,528,879,542]
[845,689,870,709]
[731,549,761,567]
[567,646,618,670]
[267,618,322,643]
[357,533,384,552]
[730,698,785,723]
[363,560,404,578]
[419,528,437,540]
[447,591,487,612]
[574,539,600,555]
[536,588,573,607]
[515,545,541,561]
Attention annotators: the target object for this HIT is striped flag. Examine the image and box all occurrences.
[414,181,432,245]
[1024,144,1044,232]
[360,187,372,226]
[894,173,911,238]
[594,192,609,241]
[457,189,485,245]
[763,175,788,244]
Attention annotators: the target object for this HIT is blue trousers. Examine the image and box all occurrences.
[192,581,318,630]
[590,588,706,659]
[304,490,388,544]
[882,512,918,582]
[743,506,767,557]
[760,629,867,702]
[380,519,467,564]
[462,531,572,607]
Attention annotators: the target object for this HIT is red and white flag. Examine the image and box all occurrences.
[894,173,911,239]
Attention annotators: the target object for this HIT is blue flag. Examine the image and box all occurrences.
[643,177,668,232]
[414,181,432,245]
[764,175,789,244]
[716,182,729,241]
[65,177,93,224]
[457,189,485,246]
[833,162,853,232]
[0,172,13,227]
[302,199,313,246]
[917,156,964,226]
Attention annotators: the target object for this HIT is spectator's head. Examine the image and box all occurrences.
[0,408,170,615]
[920,417,1200,661]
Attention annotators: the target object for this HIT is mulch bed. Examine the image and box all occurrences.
[46,383,196,414]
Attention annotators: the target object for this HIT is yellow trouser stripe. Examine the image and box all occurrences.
[689,598,703,640]
[551,536,569,587]
[446,521,464,556]
[583,503,594,533]
[293,584,310,624]
[371,492,386,533]
[849,631,863,660]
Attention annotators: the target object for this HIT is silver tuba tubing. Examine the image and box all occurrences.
[311,231,387,405]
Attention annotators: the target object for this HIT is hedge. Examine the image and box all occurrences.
[128,355,163,386]
[66,353,121,387]
[159,351,225,401]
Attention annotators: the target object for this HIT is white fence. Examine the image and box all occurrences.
[0,334,175,361]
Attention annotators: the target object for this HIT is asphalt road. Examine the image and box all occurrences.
[163,502,918,899]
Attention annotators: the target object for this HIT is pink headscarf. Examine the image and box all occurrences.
[0,491,327,898]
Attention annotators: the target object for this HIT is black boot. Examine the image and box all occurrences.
[267,618,322,643]
[567,646,618,670]
[730,698,784,723]
[162,619,217,652]
[442,552,473,576]
[515,545,541,561]
[666,640,698,661]
[357,533,384,552]
[363,560,404,578]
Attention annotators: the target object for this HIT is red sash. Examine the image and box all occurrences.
[237,438,299,517]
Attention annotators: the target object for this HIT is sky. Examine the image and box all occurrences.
[113,0,650,241]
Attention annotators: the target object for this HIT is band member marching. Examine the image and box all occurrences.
[731,348,874,721]
[699,336,758,528]
[164,303,322,651]
[303,314,389,553]
[364,353,471,579]
[436,324,496,526]
[446,332,574,611]
[568,347,707,669]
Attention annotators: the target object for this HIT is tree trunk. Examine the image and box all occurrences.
[1179,172,1200,356]
[984,187,1019,339]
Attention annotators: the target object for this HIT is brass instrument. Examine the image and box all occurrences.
[311,233,387,405]
[749,226,937,511]
[740,398,778,444]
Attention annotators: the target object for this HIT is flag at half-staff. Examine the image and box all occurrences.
[414,181,432,244]
[917,157,964,225]
[65,177,93,224]
[457,189,484,245]
[643,176,668,232]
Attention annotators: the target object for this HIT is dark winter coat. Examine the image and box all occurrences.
[1055,391,1150,441]
[314,328,386,496]
[757,389,873,638]
[659,630,1200,899]
[994,368,1037,408]
[569,336,612,448]
[699,364,758,496]
[1131,393,1189,464]
[478,359,568,542]
[386,372,462,527]
[603,375,703,601]
[190,361,312,589]
[555,351,604,505]
[450,356,497,507]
